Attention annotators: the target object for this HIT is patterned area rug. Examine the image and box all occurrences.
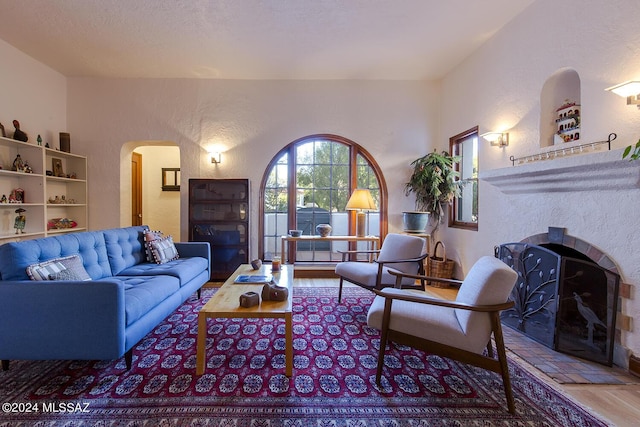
[0,287,608,426]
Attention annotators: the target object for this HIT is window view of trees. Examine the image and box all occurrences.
[449,127,478,230]
[261,135,384,262]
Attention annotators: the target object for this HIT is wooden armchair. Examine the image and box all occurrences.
[334,233,428,303]
[366,256,518,414]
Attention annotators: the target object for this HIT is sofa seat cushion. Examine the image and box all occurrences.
[98,275,180,326]
[117,257,209,287]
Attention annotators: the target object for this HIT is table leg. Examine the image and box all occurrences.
[285,312,293,376]
[196,313,208,375]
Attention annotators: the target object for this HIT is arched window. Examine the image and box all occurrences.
[259,134,387,263]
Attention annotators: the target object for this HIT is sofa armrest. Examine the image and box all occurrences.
[175,241,211,260]
[0,280,127,360]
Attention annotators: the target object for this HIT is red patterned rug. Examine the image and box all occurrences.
[0,287,607,426]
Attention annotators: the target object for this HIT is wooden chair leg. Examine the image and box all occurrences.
[338,277,344,303]
[376,298,393,385]
[492,313,515,414]
[486,339,495,358]
[125,349,133,370]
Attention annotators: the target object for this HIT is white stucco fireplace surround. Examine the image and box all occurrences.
[480,147,639,369]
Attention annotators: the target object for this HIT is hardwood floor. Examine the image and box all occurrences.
[296,277,640,426]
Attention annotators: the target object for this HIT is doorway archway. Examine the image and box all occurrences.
[120,142,181,238]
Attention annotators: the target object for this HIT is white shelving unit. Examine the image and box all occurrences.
[0,136,87,242]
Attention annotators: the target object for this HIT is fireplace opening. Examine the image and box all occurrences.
[496,229,620,366]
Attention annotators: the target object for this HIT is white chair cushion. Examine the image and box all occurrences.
[454,256,517,344]
[377,233,426,275]
[335,262,416,288]
[367,289,474,352]
[367,257,517,355]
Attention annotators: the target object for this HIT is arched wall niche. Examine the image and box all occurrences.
[540,68,581,148]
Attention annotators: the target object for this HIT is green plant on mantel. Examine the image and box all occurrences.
[623,139,640,160]
[404,150,462,227]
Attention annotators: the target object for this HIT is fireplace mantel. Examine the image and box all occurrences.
[480,148,640,194]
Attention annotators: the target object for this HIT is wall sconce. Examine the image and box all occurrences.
[210,152,221,164]
[481,132,509,147]
[605,81,640,109]
[345,188,377,237]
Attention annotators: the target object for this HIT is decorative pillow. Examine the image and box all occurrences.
[143,229,164,262]
[48,269,87,281]
[26,255,91,281]
[148,235,179,264]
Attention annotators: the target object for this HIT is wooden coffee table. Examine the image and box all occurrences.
[196,264,293,376]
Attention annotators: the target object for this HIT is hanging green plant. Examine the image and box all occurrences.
[623,138,640,161]
[404,150,463,226]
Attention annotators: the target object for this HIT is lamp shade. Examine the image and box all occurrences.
[345,189,376,211]
[606,81,640,97]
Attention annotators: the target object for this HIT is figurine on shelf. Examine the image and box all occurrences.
[23,161,33,174]
[12,120,28,142]
[14,208,26,234]
[12,154,24,172]
[9,188,24,203]
[37,134,42,146]
[1,194,7,203]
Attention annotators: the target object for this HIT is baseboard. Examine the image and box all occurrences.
[629,354,640,378]
[292,265,338,279]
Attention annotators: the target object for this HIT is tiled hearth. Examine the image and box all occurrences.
[503,325,638,385]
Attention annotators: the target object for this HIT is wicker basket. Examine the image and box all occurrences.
[427,241,455,288]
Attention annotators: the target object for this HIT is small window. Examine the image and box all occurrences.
[449,127,478,230]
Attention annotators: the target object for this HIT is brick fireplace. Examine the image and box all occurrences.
[496,227,620,366]
[480,147,637,369]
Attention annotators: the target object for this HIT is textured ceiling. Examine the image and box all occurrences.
[0,0,534,80]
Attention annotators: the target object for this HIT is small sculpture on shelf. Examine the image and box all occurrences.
[23,161,33,174]
[14,208,26,234]
[9,188,24,203]
[12,154,24,172]
[47,217,77,230]
[12,120,28,142]
[1,194,7,203]
[48,195,75,204]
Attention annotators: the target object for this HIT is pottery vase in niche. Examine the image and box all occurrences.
[316,223,332,237]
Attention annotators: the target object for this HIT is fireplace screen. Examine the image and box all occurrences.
[496,243,619,366]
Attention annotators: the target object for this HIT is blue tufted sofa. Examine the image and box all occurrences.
[0,225,210,370]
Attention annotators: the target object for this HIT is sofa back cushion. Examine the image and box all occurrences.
[0,231,112,281]
[103,226,149,275]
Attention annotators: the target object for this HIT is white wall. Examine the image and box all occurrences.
[133,145,180,238]
[66,79,440,247]
[0,39,67,147]
[440,0,640,361]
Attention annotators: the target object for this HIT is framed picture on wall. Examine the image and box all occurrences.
[162,168,180,191]
[52,158,64,177]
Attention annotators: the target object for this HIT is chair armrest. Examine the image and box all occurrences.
[175,241,211,260]
[337,249,381,261]
[388,269,463,287]
[372,287,514,312]
[375,252,429,267]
